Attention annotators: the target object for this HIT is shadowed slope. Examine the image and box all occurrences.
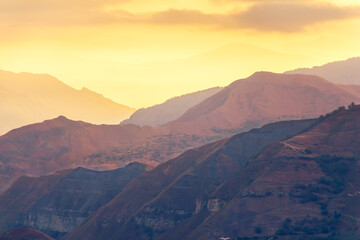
[63,118,317,240]
[65,105,360,239]
[0,163,146,238]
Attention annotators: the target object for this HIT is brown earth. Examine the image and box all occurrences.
[64,105,360,240]
[0,163,147,239]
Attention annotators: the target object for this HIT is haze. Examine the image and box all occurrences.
[0,0,359,108]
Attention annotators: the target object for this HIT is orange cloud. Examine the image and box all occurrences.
[238,3,360,31]
[1,1,359,32]
[143,3,360,32]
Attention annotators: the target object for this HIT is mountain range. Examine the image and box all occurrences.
[0,72,358,192]
[165,72,359,135]
[3,104,358,239]
[1,57,360,239]
[62,104,360,240]
[0,70,135,135]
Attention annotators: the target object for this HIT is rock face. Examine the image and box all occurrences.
[1,72,359,192]
[64,105,360,239]
[0,69,135,135]
[63,117,317,240]
[0,162,146,239]
[122,87,222,127]
[285,57,360,85]
[0,228,53,240]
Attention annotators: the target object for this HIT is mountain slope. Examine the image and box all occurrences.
[0,162,146,238]
[64,105,360,240]
[185,105,360,240]
[0,116,158,191]
[121,87,222,127]
[63,118,317,240]
[167,72,360,135]
[285,57,360,85]
[0,70,135,135]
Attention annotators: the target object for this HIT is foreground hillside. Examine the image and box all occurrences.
[1,72,359,192]
[64,105,360,240]
[0,70,135,135]
[0,163,146,238]
[285,57,360,85]
[122,87,222,127]
[63,117,317,240]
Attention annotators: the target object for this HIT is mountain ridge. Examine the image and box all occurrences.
[64,105,360,240]
[121,87,222,127]
[285,57,360,85]
[0,69,135,135]
[1,72,359,193]
[0,162,147,238]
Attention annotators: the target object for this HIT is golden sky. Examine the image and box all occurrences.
[0,0,360,108]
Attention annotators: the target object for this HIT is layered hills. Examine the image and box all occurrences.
[122,87,222,127]
[286,57,360,85]
[0,162,146,238]
[0,72,359,192]
[64,105,360,240]
[0,70,135,135]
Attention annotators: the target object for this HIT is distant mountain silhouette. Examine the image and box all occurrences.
[0,72,359,192]
[0,70,135,135]
[285,57,360,84]
[0,163,146,239]
[64,105,360,240]
[0,228,53,240]
[122,87,222,127]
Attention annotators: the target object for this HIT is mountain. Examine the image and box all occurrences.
[121,87,222,127]
[0,116,159,192]
[1,72,359,192]
[64,105,360,240]
[63,117,317,240]
[0,162,146,238]
[0,228,53,240]
[166,72,360,135]
[0,70,135,135]
[285,57,360,85]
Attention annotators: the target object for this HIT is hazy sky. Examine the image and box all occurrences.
[1,0,360,108]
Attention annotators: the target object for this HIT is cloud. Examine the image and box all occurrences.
[237,3,360,31]
[142,3,360,32]
[1,0,359,32]
[0,0,128,26]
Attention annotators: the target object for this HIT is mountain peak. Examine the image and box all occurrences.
[80,87,101,95]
